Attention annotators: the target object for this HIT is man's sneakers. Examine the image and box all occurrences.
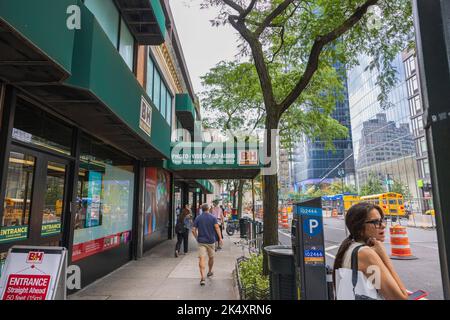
[200,279,206,286]
[175,250,179,258]
[207,271,214,277]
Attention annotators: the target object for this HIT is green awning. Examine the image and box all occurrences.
[115,0,166,45]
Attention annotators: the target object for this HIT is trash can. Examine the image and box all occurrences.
[264,245,296,300]
[239,217,249,238]
[256,221,263,234]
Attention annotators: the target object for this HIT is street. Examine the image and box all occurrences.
[279,217,444,300]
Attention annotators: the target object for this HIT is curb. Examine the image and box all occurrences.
[232,269,241,300]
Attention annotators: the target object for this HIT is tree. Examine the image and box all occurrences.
[328,181,358,195]
[360,172,384,196]
[201,0,413,274]
[391,180,412,200]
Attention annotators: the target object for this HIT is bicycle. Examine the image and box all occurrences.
[226,219,239,236]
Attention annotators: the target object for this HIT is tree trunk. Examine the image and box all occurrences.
[232,180,238,208]
[262,114,280,275]
[237,179,245,218]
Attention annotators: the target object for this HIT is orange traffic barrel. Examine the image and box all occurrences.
[332,208,338,217]
[390,225,417,260]
[281,209,289,229]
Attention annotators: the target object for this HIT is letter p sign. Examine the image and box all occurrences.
[303,218,322,237]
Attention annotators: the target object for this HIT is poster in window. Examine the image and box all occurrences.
[144,168,170,237]
[86,171,102,228]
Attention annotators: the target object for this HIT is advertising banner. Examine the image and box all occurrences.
[144,168,170,237]
[86,171,102,228]
[72,231,131,262]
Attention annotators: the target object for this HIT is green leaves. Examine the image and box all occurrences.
[360,172,385,196]
[238,254,269,299]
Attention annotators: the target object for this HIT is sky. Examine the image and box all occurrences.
[170,0,240,95]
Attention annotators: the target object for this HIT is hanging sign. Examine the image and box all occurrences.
[139,97,152,137]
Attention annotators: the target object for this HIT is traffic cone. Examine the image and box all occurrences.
[389,225,417,260]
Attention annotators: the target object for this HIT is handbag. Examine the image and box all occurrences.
[335,244,379,300]
[351,245,377,300]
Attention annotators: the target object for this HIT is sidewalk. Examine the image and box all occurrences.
[69,233,244,300]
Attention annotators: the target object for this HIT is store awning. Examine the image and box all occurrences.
[175,93,197,133]
[169,142,262,180]
[0,1,170,160]
[114,0,166,45]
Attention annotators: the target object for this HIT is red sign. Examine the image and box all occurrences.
[26,252,44,264]
[71,231,131,262]
[2,274,50,300]
[239,150,258,165]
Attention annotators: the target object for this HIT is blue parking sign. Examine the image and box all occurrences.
[303,217,322,237]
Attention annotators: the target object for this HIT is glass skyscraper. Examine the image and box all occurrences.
[347,52,431,213]
[292,74,355,193]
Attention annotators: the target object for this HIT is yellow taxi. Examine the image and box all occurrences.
[425,209,435,216]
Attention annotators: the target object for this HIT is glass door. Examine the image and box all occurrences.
[0,146,71,248]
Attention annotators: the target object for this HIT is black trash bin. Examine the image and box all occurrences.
[239,218,249,238]
[264,245,296,300]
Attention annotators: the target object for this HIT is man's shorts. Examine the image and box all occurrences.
[198,243,215,258]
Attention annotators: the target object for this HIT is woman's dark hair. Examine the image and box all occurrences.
[332,202,384,287]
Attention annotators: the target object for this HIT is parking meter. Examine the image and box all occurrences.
[291,197,328,300]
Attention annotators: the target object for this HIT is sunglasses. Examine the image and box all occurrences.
[364,219,385,228]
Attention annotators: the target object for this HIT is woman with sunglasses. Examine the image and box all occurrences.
[333,202,409,300]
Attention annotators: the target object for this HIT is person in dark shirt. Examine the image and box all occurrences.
[192,203,223,286]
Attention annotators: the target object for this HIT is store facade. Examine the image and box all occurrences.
[0,0,197,290]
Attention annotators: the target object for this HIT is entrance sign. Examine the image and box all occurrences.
[291,198,328,300]
[0,246,67,300]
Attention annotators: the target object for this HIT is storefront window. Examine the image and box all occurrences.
[41,162,66,237]
[72,134,134,262]
[13,99,73,155]
[119,18,134,71]
[0,152,34,243]
[167,92,173,126]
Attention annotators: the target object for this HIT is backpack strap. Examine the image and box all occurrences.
[351,244,366,293]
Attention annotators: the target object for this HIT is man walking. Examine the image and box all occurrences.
[192,203,223,286]
[211,200,224,250]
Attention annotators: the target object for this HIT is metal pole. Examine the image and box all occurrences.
[252,179,255,222]
[413,0,450,299]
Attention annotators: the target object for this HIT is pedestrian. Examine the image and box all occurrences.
[333,202,409,300]
[211,200,224,250]
[192,203,223,286]
[174,204,193,257]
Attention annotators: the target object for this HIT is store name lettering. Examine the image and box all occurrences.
[66,5,81,30]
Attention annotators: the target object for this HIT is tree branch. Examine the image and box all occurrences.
[228,16,277,115]
[241,0,258,19]
[279,0,379,115]
[222,0,244,14]
[255,0,296,37]
[270,25,285,63]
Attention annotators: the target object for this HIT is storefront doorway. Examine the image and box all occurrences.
[1,145,71,248]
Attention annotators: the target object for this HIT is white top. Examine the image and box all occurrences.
[339,241,385,300]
